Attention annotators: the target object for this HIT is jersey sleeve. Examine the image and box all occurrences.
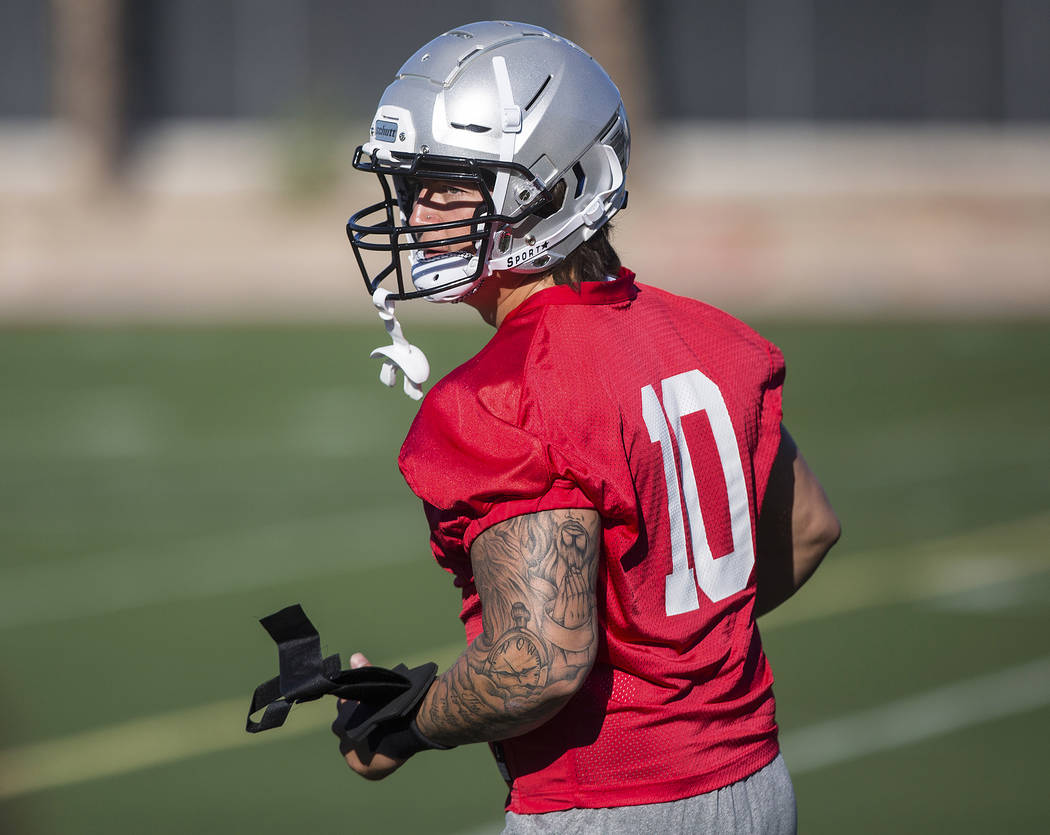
[399,372,595,552]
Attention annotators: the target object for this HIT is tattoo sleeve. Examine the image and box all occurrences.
[414,508,601,746]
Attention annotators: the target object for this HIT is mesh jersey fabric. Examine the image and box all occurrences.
[398,268,786,814]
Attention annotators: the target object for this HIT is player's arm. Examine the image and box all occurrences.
[415,507,601,746]
[754,424,841,616]
[340,507,600,780]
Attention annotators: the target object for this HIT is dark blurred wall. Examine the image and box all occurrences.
[644,0,1050,121]
[0,0,52,117]
[2,0,1048,124]
[121,0,564,124]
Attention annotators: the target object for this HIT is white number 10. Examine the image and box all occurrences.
[641,370,755,615]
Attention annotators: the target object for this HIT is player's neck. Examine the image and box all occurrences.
[465,272,556,328]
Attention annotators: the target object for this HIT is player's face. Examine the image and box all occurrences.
[408,180,486,257]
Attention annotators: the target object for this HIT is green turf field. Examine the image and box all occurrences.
[1,320,1048,833]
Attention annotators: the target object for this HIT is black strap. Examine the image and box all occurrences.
[246,603,419,733]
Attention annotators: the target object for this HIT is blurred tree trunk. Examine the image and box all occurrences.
[53,0,124,192]
[562,0,653,136]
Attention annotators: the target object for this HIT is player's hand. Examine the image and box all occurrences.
[338,652,407,780]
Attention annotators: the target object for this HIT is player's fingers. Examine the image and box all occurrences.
[350,652,370,668]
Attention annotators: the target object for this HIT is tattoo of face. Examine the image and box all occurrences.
[548,518,590,627]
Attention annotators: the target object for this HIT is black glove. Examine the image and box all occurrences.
[246,603,451,761]
[331,661,451,760]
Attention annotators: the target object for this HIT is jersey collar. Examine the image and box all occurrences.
[499,267,638,328]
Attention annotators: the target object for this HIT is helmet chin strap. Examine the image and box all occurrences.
[369,287,430,400]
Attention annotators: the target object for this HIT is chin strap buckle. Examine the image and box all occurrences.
[369,288,430,401]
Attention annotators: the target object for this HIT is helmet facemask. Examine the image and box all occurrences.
[346,148,555,302]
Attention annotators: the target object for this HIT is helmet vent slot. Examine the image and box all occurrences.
[525,76,552,111]
[458,45,484,64]
[532,179,566,219]
[450,122,491,133]
[572,162,586,199]
[601,112,630,171]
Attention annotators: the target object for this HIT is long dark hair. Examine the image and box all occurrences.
[531,177,621,290]
[549,223,621,290]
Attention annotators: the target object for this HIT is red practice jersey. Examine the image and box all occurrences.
[399,269,786,813]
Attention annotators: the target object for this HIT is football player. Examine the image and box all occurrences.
[339,20,840,833]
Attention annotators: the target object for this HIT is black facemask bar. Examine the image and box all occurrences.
[346,146,555,301]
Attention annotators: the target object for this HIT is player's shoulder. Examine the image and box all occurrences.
[419,309,541,425]
[637,282,779,354]
[637,280,738,322]
[400,313,553,509]
[418,300,590,452]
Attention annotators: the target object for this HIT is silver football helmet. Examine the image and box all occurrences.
[347,20,630,303]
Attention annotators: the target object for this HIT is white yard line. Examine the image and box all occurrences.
[760,511,1050,630]
[762,554,1050,629]
[1,385,383,460]
[0,697,268,802]
[783,654,1050,775]
[454,655,1050,835]
[1,513,1047,799]
[0,641,466,801]
[4,509,1044,632]
[0,506,423,629]
[454,824,503,835]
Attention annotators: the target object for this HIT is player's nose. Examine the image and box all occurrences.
[409,186,441,226]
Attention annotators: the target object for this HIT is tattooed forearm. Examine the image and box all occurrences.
[415,508,601,746]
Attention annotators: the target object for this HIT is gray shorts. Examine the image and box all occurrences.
[502,753,796,835]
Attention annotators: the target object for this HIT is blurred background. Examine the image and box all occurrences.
[1,1,1048,833]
